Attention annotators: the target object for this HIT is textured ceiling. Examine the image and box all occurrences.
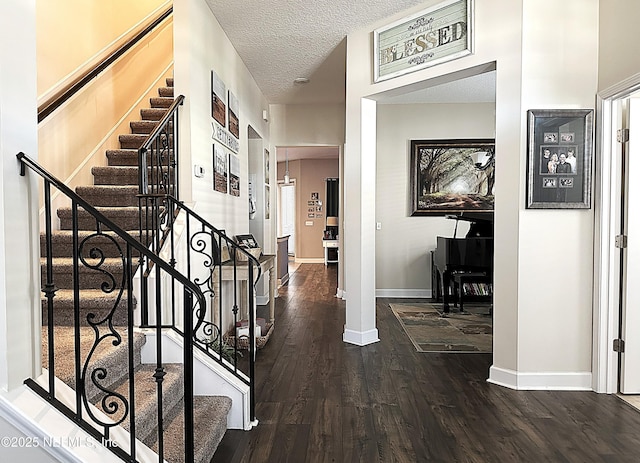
[204,1,497,162]
[204,0,427,104]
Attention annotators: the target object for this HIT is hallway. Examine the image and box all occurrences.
[213,264,640,462]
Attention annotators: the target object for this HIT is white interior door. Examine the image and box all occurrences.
[278,182,296,255]
[621,96,640,393]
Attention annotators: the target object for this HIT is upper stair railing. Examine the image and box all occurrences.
[137,94,261,422]
[17,152,204,462]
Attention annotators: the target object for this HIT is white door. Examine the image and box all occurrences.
[621,96,640,393]
[278,181,296,255]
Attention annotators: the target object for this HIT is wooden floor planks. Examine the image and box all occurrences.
[212,263,640,462]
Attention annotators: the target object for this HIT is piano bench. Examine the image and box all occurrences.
[451,272,492,312]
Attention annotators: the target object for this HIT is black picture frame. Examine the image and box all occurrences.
[234,234,260,249]
[526,109,594,209]
[410,138,495,216]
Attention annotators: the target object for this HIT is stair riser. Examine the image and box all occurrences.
[41,265,126,291]
[140,108,168,121]
[42,299,131,327]
[92,168,174,186]
[77,190,139,207]
[60,216,151,230]
[149,97,174,108]
[40,234,142,258]
[130,121,173,135]
[106,151,175,167]
[158,87,174,97]
[120,135,174,150]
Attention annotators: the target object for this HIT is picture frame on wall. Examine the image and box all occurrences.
[410,138,495,216]
[211,71,227,127]
[526,109,594,209]
[213,143,228,194]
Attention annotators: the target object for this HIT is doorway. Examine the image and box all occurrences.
[595,77,640,396]
[278,180,296,256]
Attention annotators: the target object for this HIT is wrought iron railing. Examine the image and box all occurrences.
[136,101,261,419]
[144,195,261,412]
[18,152,205,462]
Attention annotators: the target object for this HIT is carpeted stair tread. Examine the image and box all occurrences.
[97,363,184,443]
[40,230,140,258]
[166,77,174,87]
[149,97,174,108]
[76,185,139,207]
[141,108,168,121]
[41,326,145,402]
[130,120,159,135]
[119,134,149,150]
[158,87,174,97]
[151,396,231,463]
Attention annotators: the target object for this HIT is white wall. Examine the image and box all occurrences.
[173,0,270,234]
[517,0,597,377]
[376,103,495,295]
[173,0,273,331]
[345,0,598,388]
[598,0,640,93]
[269,103,345,147]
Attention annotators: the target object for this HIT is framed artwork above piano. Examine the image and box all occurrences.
[409,138,495,216]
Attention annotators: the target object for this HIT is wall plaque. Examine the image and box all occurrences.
[374,0,473,82]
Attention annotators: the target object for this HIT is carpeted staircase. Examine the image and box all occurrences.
[40,77,231,462]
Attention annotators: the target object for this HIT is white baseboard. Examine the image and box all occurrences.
[375,289,432,298]
[343,328,379,346]
[277,273,289,286]
[488,366,593,391]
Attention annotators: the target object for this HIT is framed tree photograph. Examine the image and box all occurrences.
[526,109,594,209]
[410,139,495,216]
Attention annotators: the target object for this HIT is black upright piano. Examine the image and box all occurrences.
[433,214,493,313]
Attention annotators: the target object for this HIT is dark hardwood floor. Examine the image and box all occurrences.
[212,263,640,462]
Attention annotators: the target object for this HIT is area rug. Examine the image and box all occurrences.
[389,303,492,353]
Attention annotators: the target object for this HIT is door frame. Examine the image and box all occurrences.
[594,72,640,393]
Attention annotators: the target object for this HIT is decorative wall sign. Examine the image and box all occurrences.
[211,71,227,127]
[410,138,494,216]
[213,143,228,194]
[374,0,473,83]
[526,109,594,209]
[228,90,240,139]
[211,121,239,154]
[229,153,240,197]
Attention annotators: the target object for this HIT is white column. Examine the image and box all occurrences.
[343,98,379,346]
[0,0,40,391]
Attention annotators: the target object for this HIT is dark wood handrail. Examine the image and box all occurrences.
[37,5,173,123]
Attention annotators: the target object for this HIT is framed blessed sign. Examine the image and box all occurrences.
[526,109,594,209]
[374,0,473,83]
